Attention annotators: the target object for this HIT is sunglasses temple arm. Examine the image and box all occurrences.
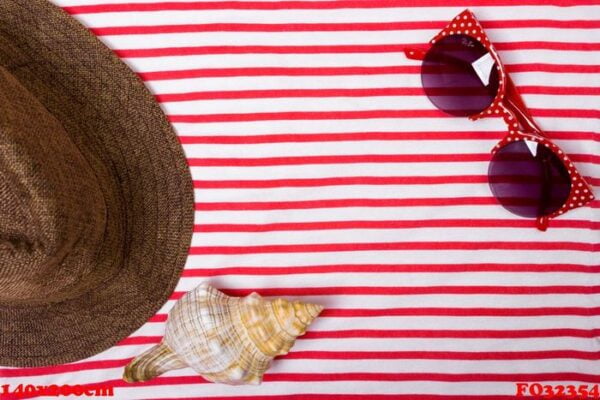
[503,74,545,136]
[404,47,427,60]
[536,216,549,231]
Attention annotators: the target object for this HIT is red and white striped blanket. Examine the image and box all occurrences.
[2,1,599,399]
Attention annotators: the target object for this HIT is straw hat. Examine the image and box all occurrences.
[0,0,194,367]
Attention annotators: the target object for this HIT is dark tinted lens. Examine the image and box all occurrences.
[488,140,571,218]
[422,34,500,116]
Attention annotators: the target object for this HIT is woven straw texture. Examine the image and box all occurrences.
[0,0,194,367]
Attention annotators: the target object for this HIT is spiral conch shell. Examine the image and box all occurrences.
[123,282,323,385]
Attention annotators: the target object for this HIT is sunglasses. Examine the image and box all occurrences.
[404,9,594,231]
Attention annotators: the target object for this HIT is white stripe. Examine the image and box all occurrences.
[191,206,597,224]
[154,293,600,313]
[99,28,600,49]
[145,72,600,94]
[126,50,600,73]
[73,6,600,26]
[164,94,599,115]
[183,250,598,270]
[129,315,600,335]
[189,162,600,181]
[190,228,600,246]
[190,163,493,179]
[174,272,600,289]
[269,359,600,373]
[190,183,508,203]
[174,116,600,136]
[183,139,598,159]
[191,185,497,204]
[184,140,503,157]
[290,337,600,352]
[174,117,506,135]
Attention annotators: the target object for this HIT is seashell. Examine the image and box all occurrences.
[123,282,323,385]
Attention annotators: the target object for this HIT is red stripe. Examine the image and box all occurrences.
[118,44,417,58]
[285,350,600,360]
[194,219,600,232]
[142,64,599,81]
[323,307,600,317]
[172,109,446,123]
[140,396,573,400]
[158,86,600,102]
[520,86,600,95]
[191,176,600,188]
[305,329,600,339]
[147,306,600,323]
[65,0,600,14]
[119,336,160,345]
[500,41,600,51]
[193,175,490,188]
[195,197,499,210]
[147,397,538,400]
[188,153,491,166]
[130,396,529,400]
[187,153,599,166]
[192,175,600,189]
[118,328,600,345]
[170,286,600,297]
[195,198,600,210]
[179,131,599,144]
[93,19,600,35]
[141,66,420,80]
[269,372,600,382]
[171,108,599,123]
[189,241,597,254]
[508,64,600,73]
[160,87,427,102]
[179,131,504,144]
[530,108,600,118]
[117,42,600,58]
[179,264,600,277]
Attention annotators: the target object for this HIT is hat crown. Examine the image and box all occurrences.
[0,66,109,305]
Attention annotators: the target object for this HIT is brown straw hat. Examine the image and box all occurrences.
[0,0,194,367]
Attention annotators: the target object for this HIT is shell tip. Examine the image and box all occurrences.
[122,342,185,383]
[310,303,324,318]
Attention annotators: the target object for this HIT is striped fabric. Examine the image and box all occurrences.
[2,0,599,399]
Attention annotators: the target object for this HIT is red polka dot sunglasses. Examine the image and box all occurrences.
[404,9,594,231]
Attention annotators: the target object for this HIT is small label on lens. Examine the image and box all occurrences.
[524,140,538,157]
[471,52,495,86]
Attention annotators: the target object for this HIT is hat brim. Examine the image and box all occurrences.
[0,0,194,367]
